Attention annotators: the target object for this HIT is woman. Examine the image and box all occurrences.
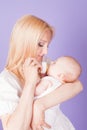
[0,15,83,130]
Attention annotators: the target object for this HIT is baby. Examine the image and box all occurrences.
[34,56,82,129]
[35,56,82,97]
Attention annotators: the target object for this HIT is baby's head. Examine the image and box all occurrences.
[47,56,82,83]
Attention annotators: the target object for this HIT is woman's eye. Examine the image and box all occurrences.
[38,42,44,47]
[38,42,50,48]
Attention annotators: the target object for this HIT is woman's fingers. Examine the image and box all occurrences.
[24,58,42,68]
[23,57,42,85]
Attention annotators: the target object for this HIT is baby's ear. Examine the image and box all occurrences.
[58,73,66,82]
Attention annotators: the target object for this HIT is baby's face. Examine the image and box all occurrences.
[47,60,63,79]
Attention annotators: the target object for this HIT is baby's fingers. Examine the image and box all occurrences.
[42,122,51,129]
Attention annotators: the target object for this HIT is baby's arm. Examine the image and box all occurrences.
[35,78,52,96]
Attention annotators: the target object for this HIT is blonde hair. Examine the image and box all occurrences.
[6,15,54,71]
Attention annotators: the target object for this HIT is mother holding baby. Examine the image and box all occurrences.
[0,15,83,130]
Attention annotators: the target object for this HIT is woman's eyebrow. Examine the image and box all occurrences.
[40,40,47,42]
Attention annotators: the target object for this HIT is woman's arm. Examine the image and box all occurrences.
[1,82,36,130]
[31,80,83,130]
[1,58,41,130]
[36,80,83,109]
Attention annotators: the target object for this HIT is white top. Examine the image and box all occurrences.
[0,69,22,116]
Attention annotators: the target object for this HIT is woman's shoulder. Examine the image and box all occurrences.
[0,69,21,116]
[0,69,11,85]
[0,68,14,80]
[0,69,22,93]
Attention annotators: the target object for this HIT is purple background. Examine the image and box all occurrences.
[0,0,86,129]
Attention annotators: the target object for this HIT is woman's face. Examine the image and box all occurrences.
[36,30,52,62]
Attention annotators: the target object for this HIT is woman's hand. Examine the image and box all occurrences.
[31,99,51,130]
[23,58,42,86]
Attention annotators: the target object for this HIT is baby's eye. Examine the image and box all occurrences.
[38,42,44,47]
